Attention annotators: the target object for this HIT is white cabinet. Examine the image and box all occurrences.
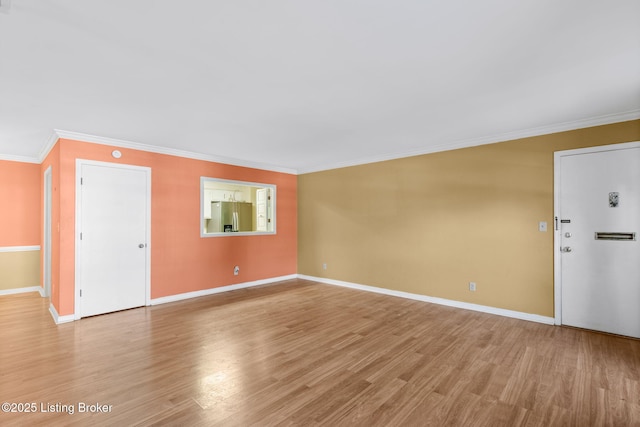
[256,188,273,232]
[203,189,215,219]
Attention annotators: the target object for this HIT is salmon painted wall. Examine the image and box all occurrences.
[0,159,41,291]
[0,160,40,246]
[54,139,297,316]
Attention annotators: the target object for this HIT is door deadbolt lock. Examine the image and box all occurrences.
[564,232,572,238]
[561,246,572,253]
[139,243,145,248]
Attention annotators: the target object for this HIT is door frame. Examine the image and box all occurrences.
[74,159,152,320]
[553,140,640,325]
[43,165,52,298]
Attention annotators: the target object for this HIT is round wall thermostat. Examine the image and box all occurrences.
[112,150,122,159]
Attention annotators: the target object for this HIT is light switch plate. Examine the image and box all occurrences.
[539,221,547,232]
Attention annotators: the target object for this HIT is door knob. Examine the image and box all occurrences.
[139,243,145,248]
[561,246,572,252]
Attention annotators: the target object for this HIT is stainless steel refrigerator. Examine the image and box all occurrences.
[207,201,253,233]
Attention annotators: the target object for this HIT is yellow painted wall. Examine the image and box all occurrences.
[0,250,41,291]
[298,120,640,317]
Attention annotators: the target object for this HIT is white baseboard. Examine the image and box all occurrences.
[49,303,74,324]
[150,274,298,306]
[43,274,297,323]
[0,286,42,296]
[298,275,555,325]
[18,274,553,326]
[0,286,73,325]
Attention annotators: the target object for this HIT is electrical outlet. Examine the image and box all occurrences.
[234,265,240,276]
[539,221,547,232]
[469,282,476,292]
[322,263,327,270]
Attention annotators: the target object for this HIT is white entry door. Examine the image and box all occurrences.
[555,142,640,338]
[77,160,150,318]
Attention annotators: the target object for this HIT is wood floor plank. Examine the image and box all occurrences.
[1,279,640,426]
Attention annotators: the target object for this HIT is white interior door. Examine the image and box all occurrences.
[77,161,150,318]
[555,143,640,338]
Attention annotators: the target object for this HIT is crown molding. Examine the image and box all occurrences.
[36,130,62,163]
[2,109,638,172]
[50,130,299,175]
[0,153,39,163]
[298,109,640,174]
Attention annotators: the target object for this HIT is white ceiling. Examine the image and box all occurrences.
[1,1,639,173]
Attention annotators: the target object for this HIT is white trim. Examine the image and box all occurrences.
[37,130,61,163]
[200,231,276,237]
[553,150,562,325]
[0,245,40,253]
[53,129,298,175]
[38,287,45,297]
[200,176,277,238]
[150,274,297,306]
[49,304,75,324]
[0,154,40,163]
[553,140,640,326]
[0,286,42,296]
[552,139,640,158]
[299,110,640,173]
[75,159,152,320]
[299,275,555,325]
[43,165,52,298]
[4,111,637,173]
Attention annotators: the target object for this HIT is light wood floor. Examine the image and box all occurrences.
[1,279,639,426]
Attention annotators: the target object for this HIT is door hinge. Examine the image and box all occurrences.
[80,232,83,240]
[79,289,82,297]
[80,177,83,185]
